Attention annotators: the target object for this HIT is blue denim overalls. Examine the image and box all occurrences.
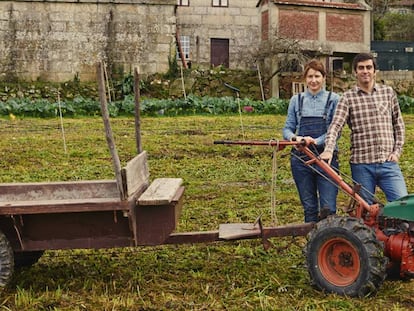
[291,92,339,223]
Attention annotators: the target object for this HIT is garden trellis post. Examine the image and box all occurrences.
[133,68,142,154]
[96,62,125,200]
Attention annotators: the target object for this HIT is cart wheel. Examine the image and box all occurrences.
[14,251,44,269]
[0,230,14,287]
[305,216,387,297]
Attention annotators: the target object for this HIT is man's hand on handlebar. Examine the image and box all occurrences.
[320,151,333,164]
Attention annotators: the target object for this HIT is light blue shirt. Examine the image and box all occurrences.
[282,89,340,146]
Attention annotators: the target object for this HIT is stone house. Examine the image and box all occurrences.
[256,0,371,95]
[0,0,371,93]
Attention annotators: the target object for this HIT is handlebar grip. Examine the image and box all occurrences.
[224,83,240,93]
[291,136,307,146]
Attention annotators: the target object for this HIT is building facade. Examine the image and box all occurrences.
[176,0,260,70]
[256,0,371,95]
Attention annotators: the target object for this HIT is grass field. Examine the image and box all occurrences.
[0,115,413,310]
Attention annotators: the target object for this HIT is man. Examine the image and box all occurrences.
[320,53,407,204]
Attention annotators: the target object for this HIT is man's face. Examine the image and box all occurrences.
[355,59,376,86]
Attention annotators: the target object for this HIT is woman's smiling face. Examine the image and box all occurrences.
[305,68,325,94]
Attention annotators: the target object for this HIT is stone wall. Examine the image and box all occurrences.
[0,0,176,82]
[378,71,414,81]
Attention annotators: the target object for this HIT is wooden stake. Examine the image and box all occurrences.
[96,62,125,200]
[133,68,142,154]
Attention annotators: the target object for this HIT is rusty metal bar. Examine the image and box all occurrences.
[175,29,187,69]
[216,139,380,222]
[214,140,297,151]
[262,223,314,238]
[298,146,379,219]
[164,231,220,245]
[163,223,314,245]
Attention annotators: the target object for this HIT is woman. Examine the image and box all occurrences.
[282,59,340,223]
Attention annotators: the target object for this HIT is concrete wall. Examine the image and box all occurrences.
[0,0,176,82]
[176,0,260,69]
[378,71,414,81]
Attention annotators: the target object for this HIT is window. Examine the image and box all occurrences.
[177,0,189,5]
[261,11,269,41]
[292,82,305,95]
[212,0,228,7]
[177,36,191,60]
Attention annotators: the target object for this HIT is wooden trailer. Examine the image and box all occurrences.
[0,64,313,287]
[0,151,185,252]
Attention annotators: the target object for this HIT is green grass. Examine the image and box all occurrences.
[0,115,414,310]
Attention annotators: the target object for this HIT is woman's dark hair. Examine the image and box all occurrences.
[352,53,377,71]
[303,59,326,78]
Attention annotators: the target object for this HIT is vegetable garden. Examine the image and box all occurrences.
[0,113,413,310]
[1,94,414,117]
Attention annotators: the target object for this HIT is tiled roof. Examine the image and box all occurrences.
[257,0,370,10]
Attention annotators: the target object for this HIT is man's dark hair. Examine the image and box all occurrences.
[352,53,377,72]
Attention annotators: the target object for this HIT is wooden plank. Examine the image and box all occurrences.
[219,223,261,240]
[0,198,128,215]
[0,180,119,201]
[138,178,183,206]
[121,151,150,197]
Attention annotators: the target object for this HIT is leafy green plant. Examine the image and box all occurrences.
[0,95,413,118]
[398,95,414,113]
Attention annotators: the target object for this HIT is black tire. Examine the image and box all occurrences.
[0,230,14,287]
[14,251,44,269]
[305,216,387,297]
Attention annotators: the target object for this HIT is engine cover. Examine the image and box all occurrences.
[382,194,414,222]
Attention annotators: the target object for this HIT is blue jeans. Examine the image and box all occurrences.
[291,153,339,223]
[351,161,408,205]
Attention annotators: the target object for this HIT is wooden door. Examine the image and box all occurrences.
[210,38,229,68]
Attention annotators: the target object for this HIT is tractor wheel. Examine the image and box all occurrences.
[305,216,387,297]
[0,230,14,287]
[14,251,44,269]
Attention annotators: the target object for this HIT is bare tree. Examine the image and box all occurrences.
[366,0,396,18]
[244,24,334,97]
[253,35,309,85]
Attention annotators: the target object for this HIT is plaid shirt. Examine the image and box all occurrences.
[324,83,405,163]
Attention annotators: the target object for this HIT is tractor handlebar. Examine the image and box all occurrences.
[214,138,379,222]
[213,139,303,151]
